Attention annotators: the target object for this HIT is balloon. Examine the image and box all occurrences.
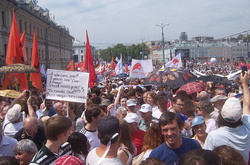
[210,58,217,63]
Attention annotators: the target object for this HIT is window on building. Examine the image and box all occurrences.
[80,50,83,53]
[29,23,32,34]
[1,11,6,26]
[4,44,7,57]
[24,22,27,31]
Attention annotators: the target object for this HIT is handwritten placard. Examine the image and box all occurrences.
[46,69,89,103]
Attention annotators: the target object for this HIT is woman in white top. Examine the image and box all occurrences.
[196,100,218,133]
[118,119,136,165]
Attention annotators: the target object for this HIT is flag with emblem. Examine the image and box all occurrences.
[165,53,182,68]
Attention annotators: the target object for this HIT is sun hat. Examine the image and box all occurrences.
[6,104,22,123]
[139,104,152,113]
[191,116,205,127]
[221,97,242,123]
[124,113,139,123]
[126,99,137,107]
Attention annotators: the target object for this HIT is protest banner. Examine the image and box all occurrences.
[46,69,89,103]
[130,59,153,78]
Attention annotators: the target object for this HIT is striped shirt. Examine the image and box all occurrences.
[30,142,72,165]
[79,127,100,150]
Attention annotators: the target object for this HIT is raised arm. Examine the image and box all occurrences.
[241,71,250,115]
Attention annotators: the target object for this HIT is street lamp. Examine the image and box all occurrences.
[141,37,145,60]
[156,23,169,65]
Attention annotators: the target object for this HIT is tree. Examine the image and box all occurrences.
[99,43,149,62]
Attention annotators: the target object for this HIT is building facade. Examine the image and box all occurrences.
[0,0,74,70]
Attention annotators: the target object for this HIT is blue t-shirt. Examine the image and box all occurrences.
[149,137,201,165]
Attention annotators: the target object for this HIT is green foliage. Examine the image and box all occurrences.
[99,43,150,62]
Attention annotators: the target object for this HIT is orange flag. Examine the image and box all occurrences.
[20,31,27,64]
[65,60,75,71]
[80,31,96,88]
[109,56,116,70]
[2,10,27,90]
[30,30,43,92]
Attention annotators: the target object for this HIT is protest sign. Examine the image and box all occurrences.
[130,59,153,78]
[46,69,89,103]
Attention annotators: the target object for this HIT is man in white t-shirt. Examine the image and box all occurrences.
[86,115,122,165]
[204,71,250,163]
[79,104,104,150]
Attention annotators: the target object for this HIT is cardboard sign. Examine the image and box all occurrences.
[46,69,89,103]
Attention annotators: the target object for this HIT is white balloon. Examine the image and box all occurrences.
[210,58,217,63]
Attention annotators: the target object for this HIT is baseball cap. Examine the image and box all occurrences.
[139,104,152,113]
[124,113,139,123]
[54,155,85,165]
[126,99,137,107]
[191,116,205,127]
[221,97,242,123]
[100,99,111,106]
[6,104,22,123]
[98,116,120,139]
[210,95,228,103]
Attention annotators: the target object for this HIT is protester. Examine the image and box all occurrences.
[153,96,168,119]
[138,104,153,131]
[196,100,217,133]
[14,117,46,150]
[30,116,73,164]
[117,119,136,165]
[191,116,207,147]
[0,156,19,165]
[79,104,104,150]
[68,132,90,162]
[124,113,146,155]
[115,107,127,119]
[179,149,222,165]
[13,139,37,165]
[86,115,122,165]
[203,71,250,163]
[146,91,159,113]
[3,104,23,137]
[149,112,201,165]
[213,145,246,165]
[210,95,227,119]
[169,95,186,114]
[0,120,17,157]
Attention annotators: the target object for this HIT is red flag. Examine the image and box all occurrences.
[20,31,27,64]
[6,10,23,65]
[75,61,84,69]
[2,10,26,90]
[30,30,43,92]
[80,31,96,88]
[65,60,75,71]
[109,56,116,70]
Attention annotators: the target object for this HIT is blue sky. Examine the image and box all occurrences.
[38,0,250,49]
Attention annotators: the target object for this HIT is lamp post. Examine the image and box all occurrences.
[141,38,145,60]
[156,23,169,65]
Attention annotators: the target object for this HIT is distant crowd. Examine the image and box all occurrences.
[0,68,249,165]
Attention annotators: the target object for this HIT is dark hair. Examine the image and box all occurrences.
[68,132,89,156]
[159,112,183,129]
[172,95,186,104]
[85,104,102,123]
[106,94,114,103]
[213,145,246,165]
[45,116,72,141]
[217,114,242,128]
[176,90,189,100]
[141,158,165,165]
[179,149,221,165]
[92,87,101,96]
[0,156,19,165]
[92,97,102,105]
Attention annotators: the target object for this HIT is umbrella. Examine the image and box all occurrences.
[144,69,197,89]
[0,90,21,98]
[0,63,38,73]
[198,75,231,85]
[176,81,207,95]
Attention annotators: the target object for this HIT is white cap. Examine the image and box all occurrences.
[221,97,242,123]
[139,104,152,113]
[6,104,22,123]
[124,113,139,123]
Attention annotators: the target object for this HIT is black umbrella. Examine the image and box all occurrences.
[198,75,231,85]
[144,69,197,89]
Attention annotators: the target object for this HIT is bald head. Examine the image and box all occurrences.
[23,117,39,138]
[54,102,65,116]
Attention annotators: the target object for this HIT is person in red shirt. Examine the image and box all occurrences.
[124,113,146,155]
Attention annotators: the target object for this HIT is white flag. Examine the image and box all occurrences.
[115,55,123,75]
[130,59,153,78]
[165,53,182,68]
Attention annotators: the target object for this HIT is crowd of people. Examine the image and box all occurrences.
[0,67,249,165]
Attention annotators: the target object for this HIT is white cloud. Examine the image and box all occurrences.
[38,0,250,48]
